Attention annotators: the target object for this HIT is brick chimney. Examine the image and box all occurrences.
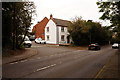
[50,14,53,19]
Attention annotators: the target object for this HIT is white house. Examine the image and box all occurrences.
[45,15,71,44]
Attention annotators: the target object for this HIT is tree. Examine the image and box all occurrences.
[86,20,110,44]
[68,17,110,45]
[96,1,120,43]
[68,17,88,45]
[2,2,36,49]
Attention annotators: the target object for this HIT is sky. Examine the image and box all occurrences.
[30,0,110,31]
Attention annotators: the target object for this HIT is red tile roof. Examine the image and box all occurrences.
[32,17,49,40]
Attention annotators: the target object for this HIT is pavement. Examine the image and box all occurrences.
[2,45,120,78]
[2,48,38,64]
[95,49,120,79]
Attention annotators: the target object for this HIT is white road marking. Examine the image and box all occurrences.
[10,62,18,64]
[35,64,57,72]
[9,57,41,65]
[9,50,84,65]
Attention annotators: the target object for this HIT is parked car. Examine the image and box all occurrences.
[24,36,32,48]
[35,38,46,44]
[88,43,100,50]
[112,43,119,49]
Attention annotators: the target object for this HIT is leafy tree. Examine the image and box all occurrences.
[86,21,110,44]
[96,1,120,43]
[2,2,36,49]
[68,17,110,45]
[68,17,88,45]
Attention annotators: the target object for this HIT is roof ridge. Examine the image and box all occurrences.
[53,18,70,22]
[52,18,71,27]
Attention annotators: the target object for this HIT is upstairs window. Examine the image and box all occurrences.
[61,27,64,32]
[47,27,49,32]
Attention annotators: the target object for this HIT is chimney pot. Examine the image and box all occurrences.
[50,14,53,19]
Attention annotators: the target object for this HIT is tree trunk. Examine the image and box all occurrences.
[12,3,16,50]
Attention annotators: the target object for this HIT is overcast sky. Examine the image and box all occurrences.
[30,0,110,30]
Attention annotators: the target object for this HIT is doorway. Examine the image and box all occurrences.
[67,35,70,43]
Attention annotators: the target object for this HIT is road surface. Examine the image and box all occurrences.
[3,44,118,78]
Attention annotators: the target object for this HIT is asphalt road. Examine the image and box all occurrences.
[3,44,118,78]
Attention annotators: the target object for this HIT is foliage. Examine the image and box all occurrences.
[2,2,36,49]
[68,17,110,45]
[68,17,87,45]
[96,1,120,42]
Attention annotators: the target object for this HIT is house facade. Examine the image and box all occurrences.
[45,15,71,44]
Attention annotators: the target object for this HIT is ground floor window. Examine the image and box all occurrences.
[61,35,65,41]
[47,35,49,41]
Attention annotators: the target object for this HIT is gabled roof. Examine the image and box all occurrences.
[52,18,71,27]
[33,17,49,28]
[32,17,49,39]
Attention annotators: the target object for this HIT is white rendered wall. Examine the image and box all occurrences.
[45,20,57,44]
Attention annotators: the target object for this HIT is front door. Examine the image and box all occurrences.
[67,35,70,43]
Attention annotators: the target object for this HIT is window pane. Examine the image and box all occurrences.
[61,27,64,32]
[47,35,49,41]
[47,27,49,32]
